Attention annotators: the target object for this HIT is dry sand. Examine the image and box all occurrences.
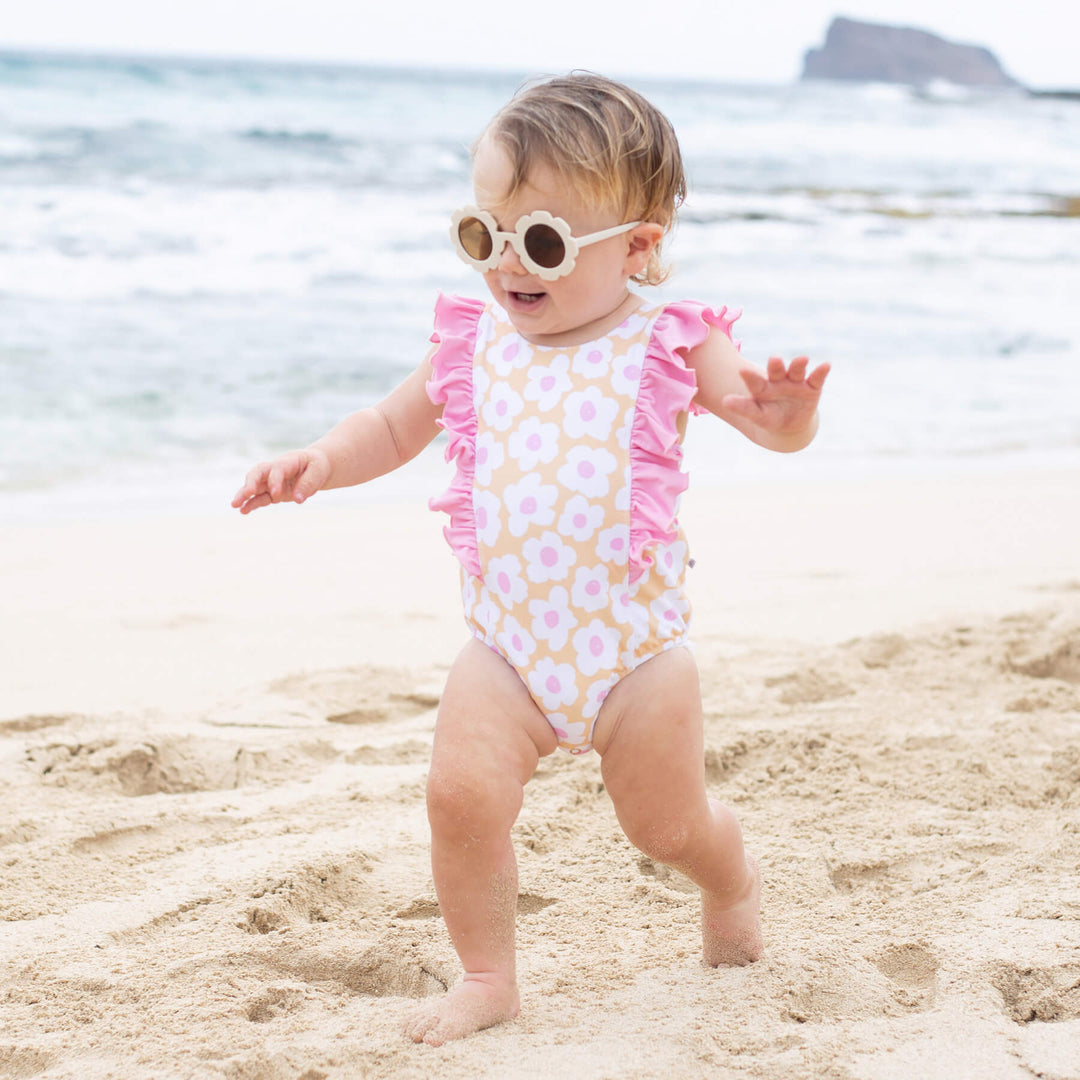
[2,462,1078,1079]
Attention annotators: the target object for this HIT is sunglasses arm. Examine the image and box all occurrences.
[575,220,644,248]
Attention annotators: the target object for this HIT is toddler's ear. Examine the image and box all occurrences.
[624,222,664,276]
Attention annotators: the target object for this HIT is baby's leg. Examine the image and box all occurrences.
[403,638,557,1046]
[593,648,763,966]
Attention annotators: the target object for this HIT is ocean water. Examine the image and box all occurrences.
[1,51,1078,521]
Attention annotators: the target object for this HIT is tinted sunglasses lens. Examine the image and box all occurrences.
[458,216,493,261]
[524,224,566,270]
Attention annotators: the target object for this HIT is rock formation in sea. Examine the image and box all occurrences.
[802,16,1022,88]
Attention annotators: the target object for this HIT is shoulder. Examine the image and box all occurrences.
[649,300,741,355]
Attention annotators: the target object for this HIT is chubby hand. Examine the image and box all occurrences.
[231,448,331,515]
[722,356,830,435]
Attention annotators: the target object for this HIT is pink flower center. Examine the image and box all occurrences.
[504,343,519,363]
[624,364,640,381]
[581,401,596,421]
[610,537,624,551]
[587,349,603,365]
[573,512,586,528]
[520,496,537,514]
[577,461,595,479]
[497,571,511,593]
[526,433,542,451]
[496,399,508,416]
[477,506,488,528]
[589,635,604,657]
[585,580,601,596]
[540,375,556,391]
[511,634,523,651]
[663,608,677,622]
[540,545,558,567]
[544,610,559,628]
[545,674,562,694]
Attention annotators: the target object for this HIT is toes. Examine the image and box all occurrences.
[423,1025,448,1047]
[403,1008,437,1044]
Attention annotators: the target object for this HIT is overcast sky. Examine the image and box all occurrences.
[2,0,1077,89]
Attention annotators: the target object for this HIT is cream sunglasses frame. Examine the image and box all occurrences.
[450,205,643,281]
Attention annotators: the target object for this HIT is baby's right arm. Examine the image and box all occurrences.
[232,352,441,515]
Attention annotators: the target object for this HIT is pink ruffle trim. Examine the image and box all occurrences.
[426,292,485,578]
[628,301,741,583]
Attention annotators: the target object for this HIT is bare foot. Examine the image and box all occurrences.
[403,976,520,1046]
[702,855,763,966]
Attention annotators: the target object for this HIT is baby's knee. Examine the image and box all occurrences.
[624,817,694,867]
[425,759,521,840]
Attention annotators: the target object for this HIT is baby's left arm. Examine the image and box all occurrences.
[686,327,830,453]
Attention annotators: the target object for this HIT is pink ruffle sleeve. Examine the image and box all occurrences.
[425,293,486,578]
[628,301,741,582]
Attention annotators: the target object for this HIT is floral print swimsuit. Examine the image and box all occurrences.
[427,293,739,754]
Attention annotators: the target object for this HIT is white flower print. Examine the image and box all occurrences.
[528,585,578,650]
[461,573,478,617]
[507,416,559,471]
[474,310,497,348]
[496,615,536,667]
[545,712,587,746]
[523,529,576,584]
[611,343,646,397]
[572,619,621,678]
[528,658,580,711]
[522,354,572,412]
[610,583,650,631]
[582,674,620,720]
[570,337,613,378]
[650,588,691,639]
[486,554,528,610]
[571,564,611,614]
[615,406,635,451]
[562,386,619,442]
[619,621,651,669]
[610,311,649,340]
[481,381,524,432]
[472,586,501,645]
[595,524,630,565]
[474,488,502,548]
[491,335,534,377]
[556,494,604,543]
[557,445,617,498]
[472,364,491,411]
[474,430,504,487]
[504,472,558,537]
[655,539,689,586]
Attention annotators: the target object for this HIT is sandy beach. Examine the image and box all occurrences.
[2,460,1078,1080]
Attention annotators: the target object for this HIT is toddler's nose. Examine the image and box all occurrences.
[497,238,526,274]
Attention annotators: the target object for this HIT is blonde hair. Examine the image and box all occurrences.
[481,72,686,286]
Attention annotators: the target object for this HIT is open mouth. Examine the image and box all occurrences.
[509,290,545,304]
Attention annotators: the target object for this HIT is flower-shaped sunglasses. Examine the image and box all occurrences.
[450,206,642,281]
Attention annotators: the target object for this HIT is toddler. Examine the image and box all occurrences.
[233,73,829,1046]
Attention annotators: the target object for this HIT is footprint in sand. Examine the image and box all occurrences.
[260,934,452,999]
[1003,616,1080,684]
[239,854,375,935]
[764,668,855,705]
[993,961,1080,1023]
[872,942,939,1010]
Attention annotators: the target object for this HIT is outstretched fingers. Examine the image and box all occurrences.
[807,361,831,391]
